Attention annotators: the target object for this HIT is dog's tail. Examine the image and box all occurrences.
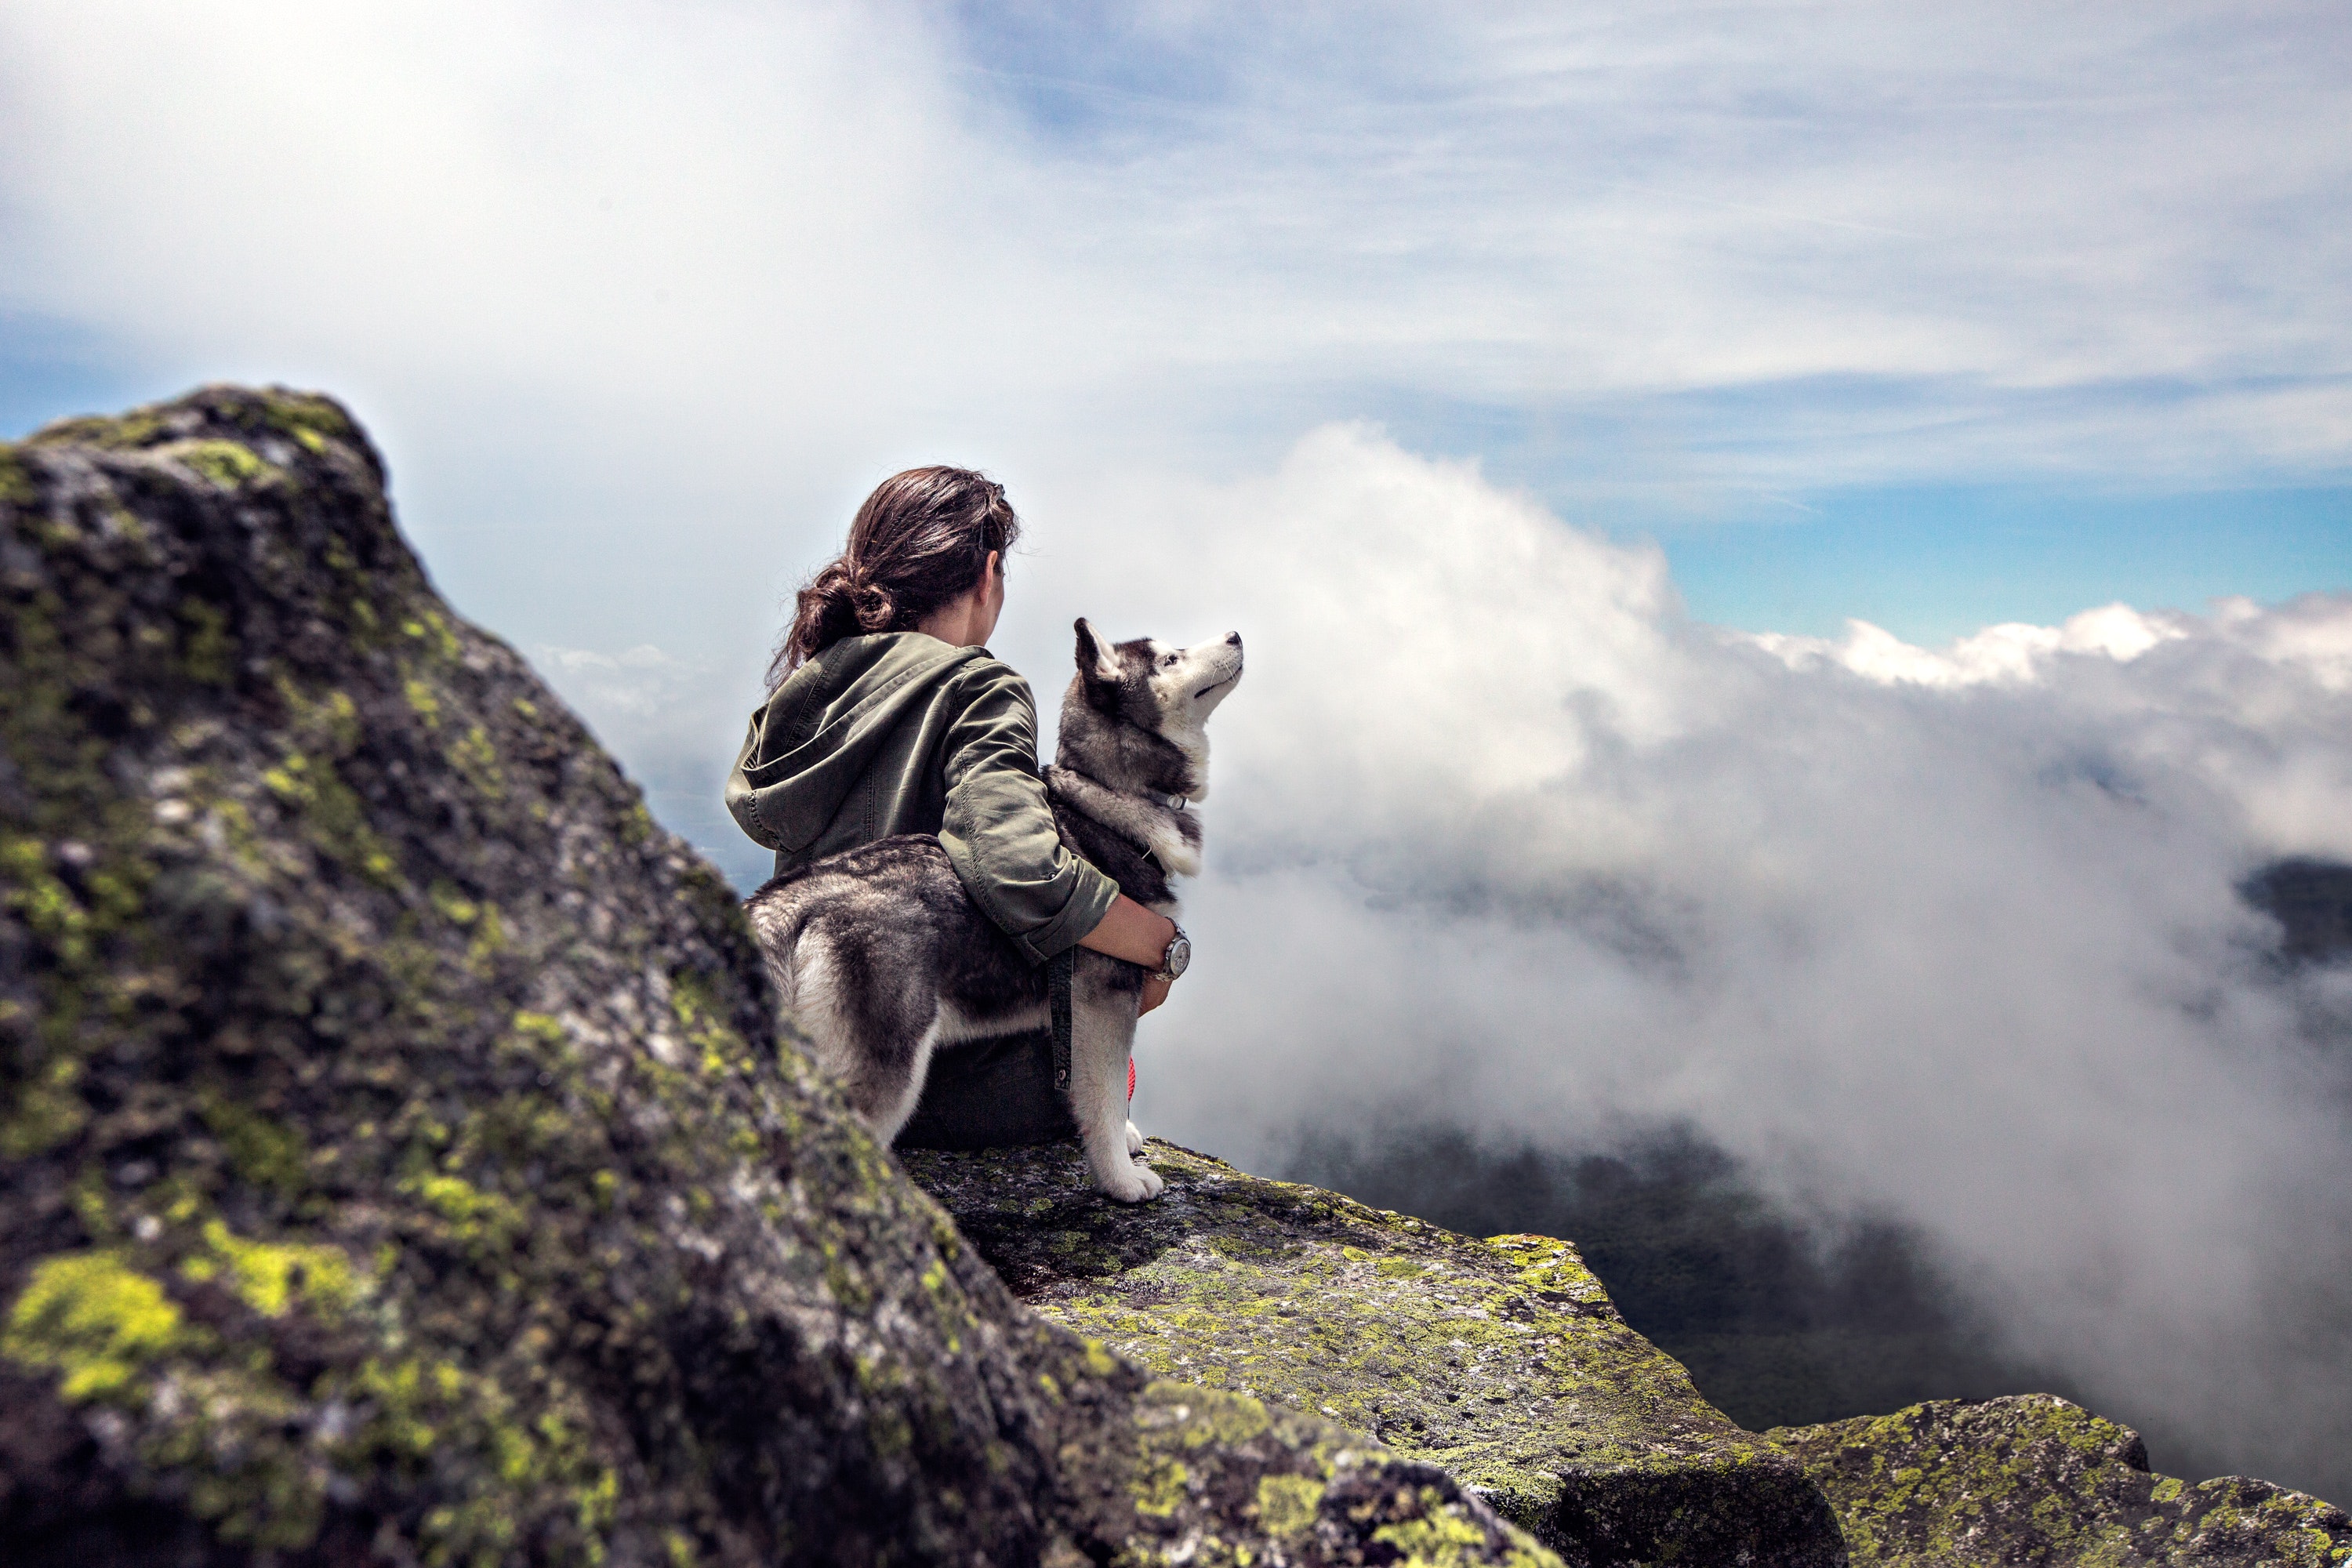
[742,879,818,1011]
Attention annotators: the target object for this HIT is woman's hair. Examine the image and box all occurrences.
[769,466,1021,686]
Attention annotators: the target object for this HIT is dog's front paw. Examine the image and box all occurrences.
[1100,1160,1166,1203]
[1124,1120,1146,1157]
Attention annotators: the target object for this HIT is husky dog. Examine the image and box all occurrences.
[744,619,1243,1202]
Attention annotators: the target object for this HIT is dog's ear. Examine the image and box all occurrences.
[1073,617,1123,688]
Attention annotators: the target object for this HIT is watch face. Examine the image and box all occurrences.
[1164,935,1191,979]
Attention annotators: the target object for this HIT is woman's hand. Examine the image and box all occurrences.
[1138,976,1172,1016]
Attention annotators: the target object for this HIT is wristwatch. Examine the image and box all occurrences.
[1150,923,1191,983]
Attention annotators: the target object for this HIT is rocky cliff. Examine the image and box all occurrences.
[906,1140,1842,1565]
[0,387,1553,1566]
[1772,1396,2352,1566]
[910,1146,2352,1568]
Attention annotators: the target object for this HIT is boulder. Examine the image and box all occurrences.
[1770,1395,2352,1566]
[904,1138,1846,1566]
[0,387,1558,1566]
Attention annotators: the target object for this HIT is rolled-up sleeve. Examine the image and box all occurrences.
[936,663,1120,964]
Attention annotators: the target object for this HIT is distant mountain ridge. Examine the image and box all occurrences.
[2245,857,2352,964]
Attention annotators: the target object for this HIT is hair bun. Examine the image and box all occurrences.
[851,580,897,632]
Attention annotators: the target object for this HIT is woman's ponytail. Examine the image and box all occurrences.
[768,466,1021,688]
[782,561,863,676]
[849,578,898,633]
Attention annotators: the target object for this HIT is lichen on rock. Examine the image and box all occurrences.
[1771,1394,2352,1566]
[0,387,1558,1566]
[904,1138,1844,1566]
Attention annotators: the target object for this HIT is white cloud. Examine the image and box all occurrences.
[1033,426,2352,1493]
[1748,603,2195,687]
[5,1,2351,495]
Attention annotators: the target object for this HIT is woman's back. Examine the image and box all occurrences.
[728,628,1116,966]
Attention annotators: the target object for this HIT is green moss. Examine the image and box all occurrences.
[27,409,165,448]
[1134,1455,1190,1516]
[406,677,443,727]
[261,751,402,888]
[277,678,362,756]
[430,880,480,925]
[162,439,275,489]
[179,599,234,684]
[448,723,506,800]
[333,1356,614,1567]
[3,832,92,964]
[672,971,755,1077]
[406,1172,527,1249]
[201,1093,310,1200]
[402,608,463,662]
[254,390,354,448]
[182,1220,360,1318]
[1157,1383,1272,1448]
[510,1010,566,1044]
[1255,1473,1325,1538]
[4,1251,187,1400]
[2,1051,88,1157]
[0,443,32,506]
[70,1167,119,1242]
[1374,1494,1517,1566]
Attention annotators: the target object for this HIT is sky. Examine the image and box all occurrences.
[5,0,2352,1498]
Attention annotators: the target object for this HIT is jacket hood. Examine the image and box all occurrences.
[726,633,992,855]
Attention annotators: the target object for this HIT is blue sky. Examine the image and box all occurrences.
[935,2,2352,640]
[5,310,2343,647]
[6,2,2341,649]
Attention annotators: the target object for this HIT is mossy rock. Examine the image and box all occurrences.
[1771,1395,2352,1566]
[905,1138,1845,1566]
[0,387,1558,1566]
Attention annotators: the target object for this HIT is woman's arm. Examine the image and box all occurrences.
[938,666,1122,963]
[1078,895,1180,1016]
[1076,894,1178,967]
[938,664,1183,1014]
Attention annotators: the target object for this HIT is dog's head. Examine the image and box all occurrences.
[1061,619,1243,799]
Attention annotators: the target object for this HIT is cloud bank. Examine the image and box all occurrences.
[1028,426,2352,1494]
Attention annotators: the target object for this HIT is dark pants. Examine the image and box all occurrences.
[894,1028,1079,1150]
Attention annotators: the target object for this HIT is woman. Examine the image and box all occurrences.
[725,466,1184,1147]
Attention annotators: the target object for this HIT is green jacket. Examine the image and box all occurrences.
[725,632,1120,964]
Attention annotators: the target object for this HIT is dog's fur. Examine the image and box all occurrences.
[743,619,1243,1202]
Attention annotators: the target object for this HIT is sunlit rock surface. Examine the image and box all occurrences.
[0,387,1557,1567]
[1771,1396,2352,1566]
[905,1138,1846,1566]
